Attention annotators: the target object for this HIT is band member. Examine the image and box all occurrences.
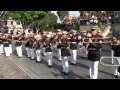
[97,30,103,44]
[61,31,70,75]
[29,38,35,60]
[81,31,88,58]
[69,30,78,65]
[109,37,117,64]
[78,32,83,57]
[8,37,12,54]
[54,30,62,61]
[111,36,120,78]
[3,37,11,56]
[25,38,31,58]
[41,32,47,56]
[15,37,22,58]
[87,27,103,79]
[43,34,53,68]
[34,38,42,63]
[34,32,41,40]
[0,37,3,55]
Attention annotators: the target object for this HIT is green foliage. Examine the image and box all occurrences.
[57,11,69,21]
[43,12,57,27]
[98,22,105,31]
[54,23,66,29]
[7,11,57,32]
[9,11,48,23]
[0,11,58,33]
[32,12,58,32]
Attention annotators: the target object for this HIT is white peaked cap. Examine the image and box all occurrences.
[43,31,47,34]
[62,31,68,34]
[82,31,87,32]
[48,32,52,34]
[72,30,77,33]
[46,34,51,38]
[57,29,61,32]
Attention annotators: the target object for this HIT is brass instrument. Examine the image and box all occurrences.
[83,42,108,44]
[109,40,120,46]
[100,56,120,66]
[82,37,111,44]
[83,37,111,40]
[58,39,62,44]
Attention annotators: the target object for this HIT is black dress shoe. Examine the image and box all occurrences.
[64,72,69,75]
[58,59,62,61]
[71,63,76,65]
[114,75,119,79]
[48,65,52,68]
[18,56,22,58]
[61,71,65,74]
[36,61,41,63]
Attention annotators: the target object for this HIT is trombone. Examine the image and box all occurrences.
[82,37,111,44]
[83,42,109,44]
[83,37,111,40]
[100,56,120,66]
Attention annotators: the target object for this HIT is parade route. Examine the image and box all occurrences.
[0,11,118,79]
[0,42,117,79]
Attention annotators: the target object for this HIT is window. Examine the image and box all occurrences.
[17,21,20,25]
[11,21,13,25]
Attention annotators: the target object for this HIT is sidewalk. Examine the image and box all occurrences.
[0,54,30,79]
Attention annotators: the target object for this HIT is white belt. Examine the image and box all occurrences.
[89,48,98,50]
[71,42,76,44]
[4,42,9,43]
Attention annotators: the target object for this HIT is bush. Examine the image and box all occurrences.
[98,22,105,31]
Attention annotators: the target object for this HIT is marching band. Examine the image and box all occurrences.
[0,26,119,79]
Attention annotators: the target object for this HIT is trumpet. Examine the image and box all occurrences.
[100,56,120,66]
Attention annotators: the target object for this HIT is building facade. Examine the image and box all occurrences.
[0,17,23,34]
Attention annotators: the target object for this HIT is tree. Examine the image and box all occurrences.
[44,12,57,29]
[0,11,11,20]
[8,11,48,29]
[32,12,57,32]
[57,11,69,22]
[3,11,57,32]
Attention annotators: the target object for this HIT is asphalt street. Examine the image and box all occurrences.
[0,41,117,79]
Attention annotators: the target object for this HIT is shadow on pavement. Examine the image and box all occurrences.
[76,60,114,79]
[51,62,86,79]
[13,50,17,56]
[11,45,114,79]
[76,62,89,69]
